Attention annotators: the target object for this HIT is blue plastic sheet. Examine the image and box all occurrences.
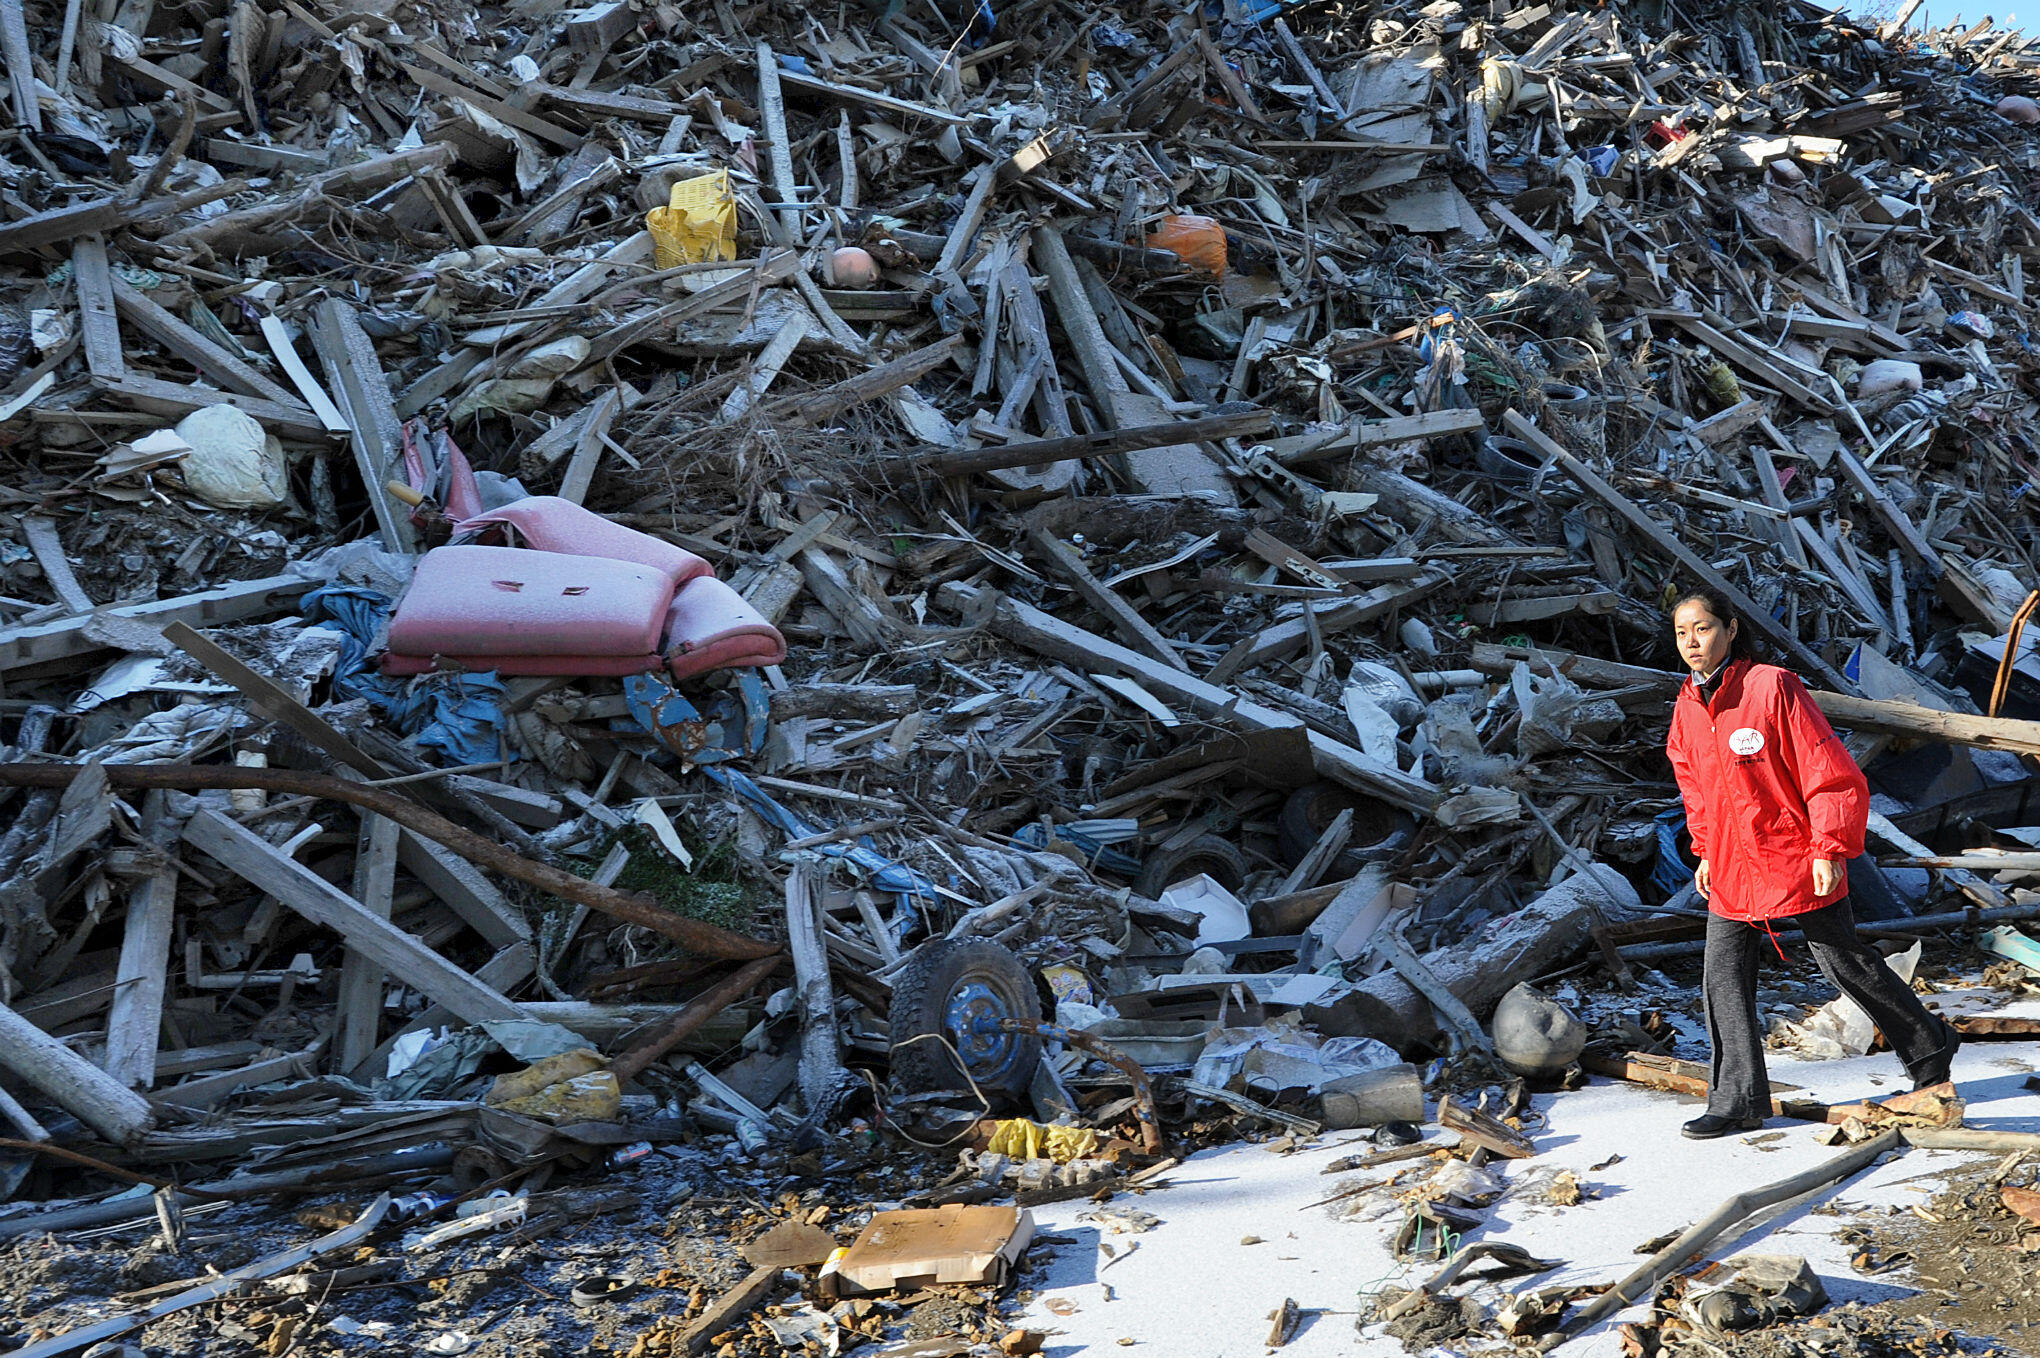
[703,765,937,901]
[1653,806,1693,899]
[301,585,509,766]
[1010,822,1142,876]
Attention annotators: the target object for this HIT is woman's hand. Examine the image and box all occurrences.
[1812,858,1843,898]
[1694,859,1710,899]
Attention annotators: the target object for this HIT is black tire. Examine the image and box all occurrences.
[1277,784,1415,873]
[888,939,1043,1104]
[1134,833,1249,900]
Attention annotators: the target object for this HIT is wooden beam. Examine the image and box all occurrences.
[1267,408,1486,463]
[311,299,415,552]
[71,235,124,381]
[1028,526,1187,671]
[1501,409,1851,692]
[97,373,335,443]
[183,809,526,1024]
[162,621,391,780]
[0,573,311,673]
[102,792,176,1089]
[886,409,1274,481]
[1812,691,2040,758]
[0,0,41,132]
[401,62,581,148]
[756,41,802,241]
[395,829,530,947]
[337,809,398,1075]
[765,333,962,426]
[775,67,964,124]
[0,997,156,1144]
[111,278,311,411]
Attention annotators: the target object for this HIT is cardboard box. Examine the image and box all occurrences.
[832,1205,1034,1294]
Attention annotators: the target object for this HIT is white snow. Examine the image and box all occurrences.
[1018,996,2039,1356]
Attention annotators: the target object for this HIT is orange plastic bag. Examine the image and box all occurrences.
[1145,214,1227,276]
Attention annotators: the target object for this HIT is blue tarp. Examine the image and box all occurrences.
[301,585,509,766]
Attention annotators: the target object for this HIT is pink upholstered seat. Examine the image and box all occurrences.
[380,498,785,681]
[383,545,676,674]
[455,497,712,586]
[663,577,787,679]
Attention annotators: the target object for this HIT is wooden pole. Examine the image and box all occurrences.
[0,999,157,1145]
[609,954,783,1084]
[1558,1131,1901,1340]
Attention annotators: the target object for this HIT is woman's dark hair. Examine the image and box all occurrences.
[1670,584,1761,660]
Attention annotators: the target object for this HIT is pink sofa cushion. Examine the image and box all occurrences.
[382,651,662,677]
[663,576,787,679]
[385,545,678,660]
[455,497,712,586]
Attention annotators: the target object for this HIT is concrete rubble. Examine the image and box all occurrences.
[3,0,2040,1351]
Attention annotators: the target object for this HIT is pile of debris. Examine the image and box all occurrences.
[7,0,2040,1348]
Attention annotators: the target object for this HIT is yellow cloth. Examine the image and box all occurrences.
[984,1119,1100,1163]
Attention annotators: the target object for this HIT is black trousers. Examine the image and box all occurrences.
[1701,897,1945,1119]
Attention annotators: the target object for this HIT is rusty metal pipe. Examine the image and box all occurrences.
[998,1018,1164,1156]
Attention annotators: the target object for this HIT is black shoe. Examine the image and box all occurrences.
[1911,1019,1961,1091]
[1682,1113,1763,1140]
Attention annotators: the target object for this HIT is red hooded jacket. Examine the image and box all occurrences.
[1665,658,1869,922]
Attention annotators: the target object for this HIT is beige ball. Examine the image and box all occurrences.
[825,246,879,289]
[1998,95,2040,124]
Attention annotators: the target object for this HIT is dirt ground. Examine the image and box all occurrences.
[1655,1155,2040,1358]
[0,1139,1034,1358]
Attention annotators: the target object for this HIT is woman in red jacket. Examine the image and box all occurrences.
[1664,587,1958,1139]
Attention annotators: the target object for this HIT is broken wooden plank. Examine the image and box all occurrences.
[102,793,177,1089]
[183,809,526,1024]
[71,235,124,381]
[0,573,312,673]
[558,386,622,507]
[311,299,415,553]
[766,333,963,426]
[721,310,811,422]
[111,277,311,412]
[22,517,93,615]
[1028,526,1187,671]
[678,1265,779,1355]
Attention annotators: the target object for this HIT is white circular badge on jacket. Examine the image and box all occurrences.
[1728,727,1765,756]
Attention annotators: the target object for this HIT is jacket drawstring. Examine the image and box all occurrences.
[1760,918,1788,962]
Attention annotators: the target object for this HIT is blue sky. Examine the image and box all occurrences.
[1904,4,2021,30]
